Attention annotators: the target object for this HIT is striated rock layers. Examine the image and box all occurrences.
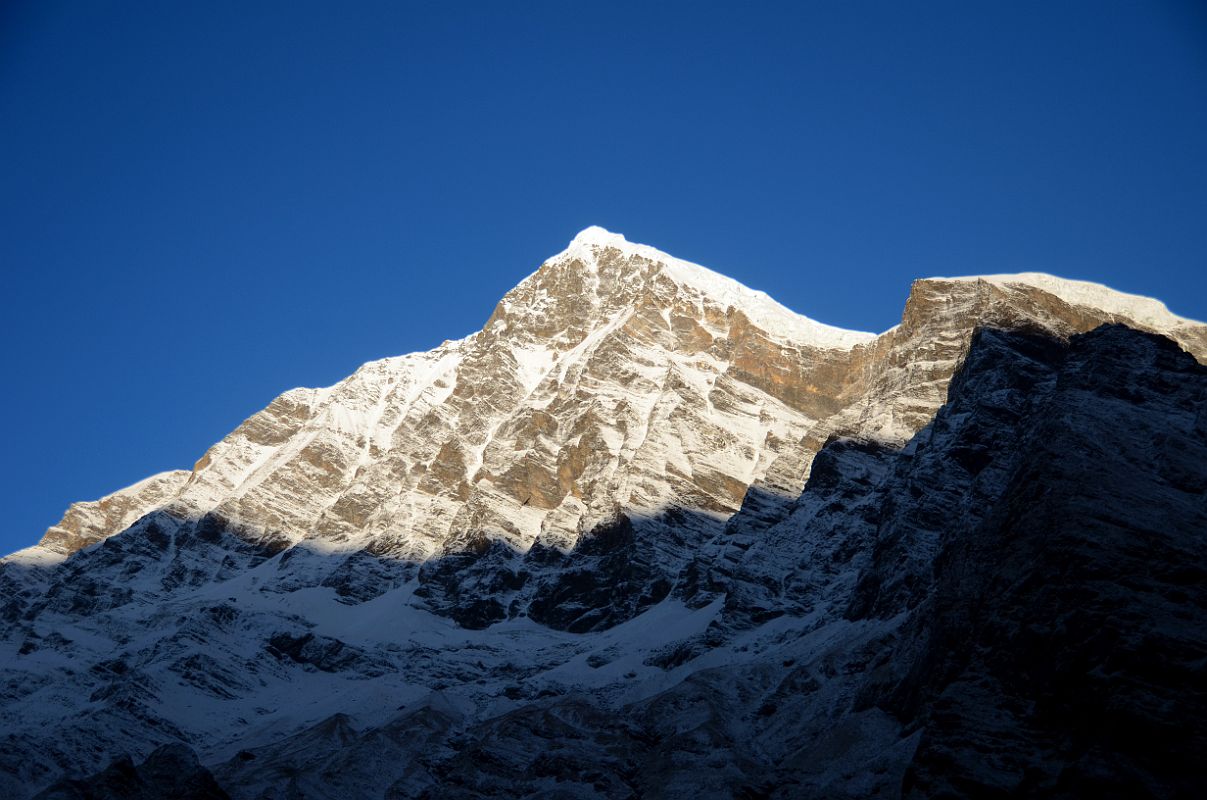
[2,228,1205,798]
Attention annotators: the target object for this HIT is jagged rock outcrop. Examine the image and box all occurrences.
[1,229,1204,798]
[32,744,228,800]
[36,471,190,557]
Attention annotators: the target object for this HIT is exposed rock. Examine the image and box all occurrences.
[36,471,190,557]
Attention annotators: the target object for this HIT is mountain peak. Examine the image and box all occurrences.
[541,228,878,350]
[556,224,671,268]
[569,225,627,247]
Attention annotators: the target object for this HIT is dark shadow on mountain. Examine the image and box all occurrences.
[3,323,1207,799]
[3,494,780,640]
[32,744,229,800]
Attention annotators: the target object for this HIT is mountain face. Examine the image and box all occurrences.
[2,228,1205,799]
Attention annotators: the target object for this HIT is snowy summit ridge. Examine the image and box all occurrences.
[550,226,879,349]
[928,271,1203,331]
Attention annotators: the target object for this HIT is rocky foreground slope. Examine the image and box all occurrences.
[2,229,1205,798]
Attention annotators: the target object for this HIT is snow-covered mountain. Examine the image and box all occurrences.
[3,228,1205,799]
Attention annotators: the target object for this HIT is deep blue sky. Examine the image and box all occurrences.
[2,1,1205,553]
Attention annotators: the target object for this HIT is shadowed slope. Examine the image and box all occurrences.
[4,323,1204,799]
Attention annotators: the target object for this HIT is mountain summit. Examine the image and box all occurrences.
[3,231,1206,799]
[525,226,877,349]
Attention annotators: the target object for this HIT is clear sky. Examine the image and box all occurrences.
[2,1,1205,554]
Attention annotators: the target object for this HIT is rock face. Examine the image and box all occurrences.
[33,744,229,800]
[877,326,1207,799]
[36,471,191,557]
[1,228,1205,798]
